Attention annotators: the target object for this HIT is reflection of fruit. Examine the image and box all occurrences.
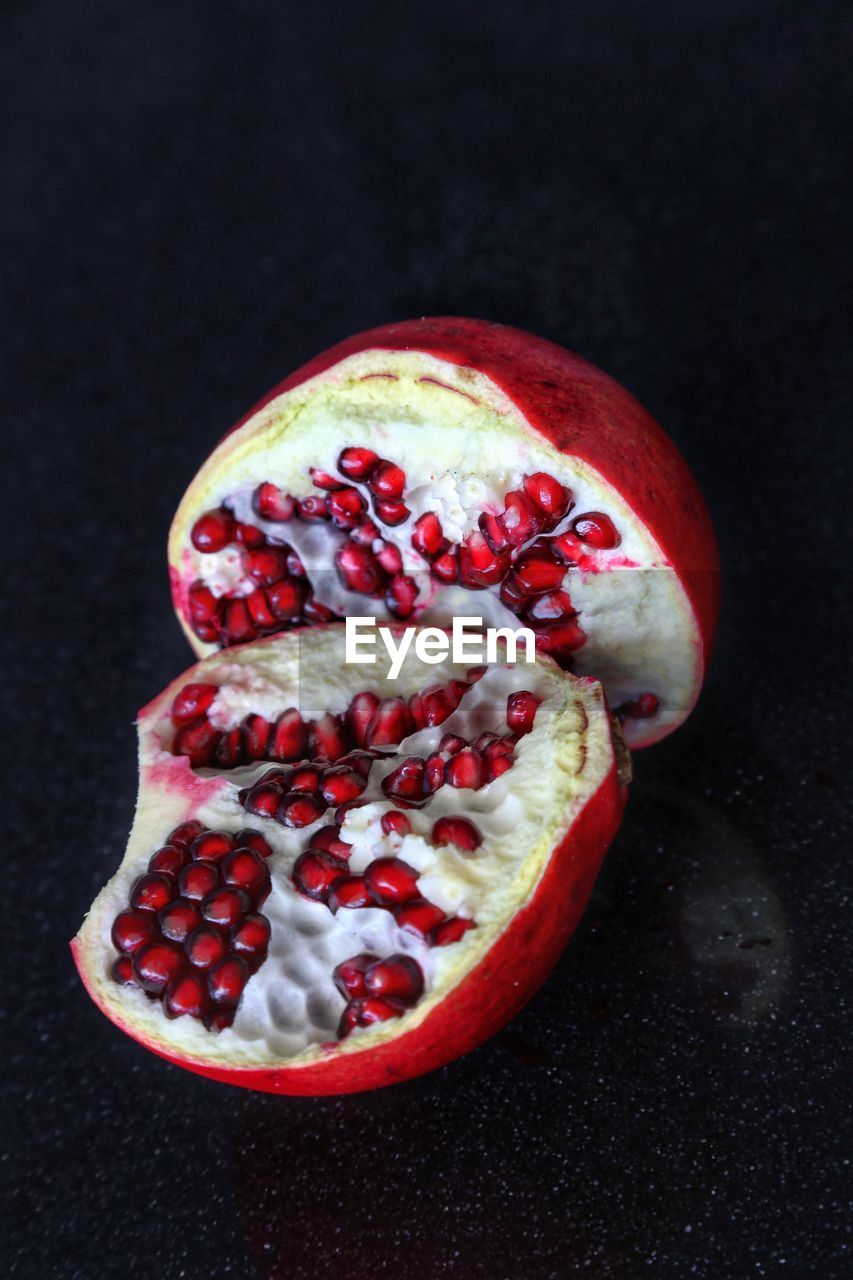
[72,625,625,1094]
[169,317,719,746]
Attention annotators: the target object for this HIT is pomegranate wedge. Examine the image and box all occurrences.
[73,626,626,1095]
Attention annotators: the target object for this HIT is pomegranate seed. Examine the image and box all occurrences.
[373,498,410,526]
[439,732,466,754]
[381,810,411,837]
[369,460,406,500]
[244,588,275,629]
[205,1008,236,1031]
[234,522,265,549]
[335,540,385,596]
[534,618,586,658]
[338,446,378,480]
[444,748,488,790]
[288,764,322,793]
[191,618,220,643]
[431,548,458,583]
[220,599,255,645]
[133,941,185,993]
[171,682,218,725]
[158,898,202,943]
[148,843,189,876]
[302,596,336,623]
[327,486,367,529]
[253,482,295,522]
[488,755,514,780]
[366,697,414,746]
[333,953,378,1000]
[165,971,210,1019]
[365,955,424,1003]
[190,831,236,863]
[188,582,219,623]
[185,924,227,970]
[246,546,287,587]
[310,712,351,761]
[424,752,446,793]
[277,791,326,828]
[172,717,220,767]
[112,956,137,986]
[458,531,511,588]
[500,490,543,548]
[223,849,271,901]
[242,780,284,819]
[292,849,348,901]
[523,473,572,526]
[235,829,273,858]
[191,507,234,553]
[478,510,511,553]
[208,955,250,1005]
[168,820,206,850]
[619,692,660,719]
[572,511,620,549]
[385,574,418,618]
[550,531,582,564]
[338,996,405,1038]
[286,549,307,578]
[309,825,353,860]
[506,690,541,736]
[270,708,308,761]
[393,899,445,937]
[328,875,373,911]
[364,857,420,906]
[422,683,460,726]
[512,549,565,594]
[130,873,175,913]
[376,541,403,574]
[431,816,482,851]
[309,467,343,491]
[430,917,476,946]
[111,910,158,955]
[230,913,271,962]
[339,749,377,778]
[499,573,530,613]
[350,517,381,546]
[381,757,427,805]
[178,861,221,902]
[348,690,380,746]
[321,767,365,806]
[297,495,330,521]
[266,578,306,621]
[213,727,245,769]
[411,511,446,559]
[202,887,250,929]
[239,714,269,761]
[525,589,574,623]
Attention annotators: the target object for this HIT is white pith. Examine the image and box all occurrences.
[169,349,702,747]
[75,628,615,1071]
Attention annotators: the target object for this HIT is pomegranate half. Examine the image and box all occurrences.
[169,317,719,748]
[73,625,626,1094]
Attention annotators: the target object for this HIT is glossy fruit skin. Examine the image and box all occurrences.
[70,754,624,1095]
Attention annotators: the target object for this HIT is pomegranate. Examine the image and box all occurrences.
[73,625,626,1095]
[168,318,718,747]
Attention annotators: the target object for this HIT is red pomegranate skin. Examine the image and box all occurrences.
[71,756,624,1095]
[211,317,720,728]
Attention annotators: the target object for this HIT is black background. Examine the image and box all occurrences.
[3,3,851,1278]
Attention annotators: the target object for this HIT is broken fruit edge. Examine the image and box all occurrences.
[70,753,623,1096]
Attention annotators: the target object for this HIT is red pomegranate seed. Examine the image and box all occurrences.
[253,482,295,522]
[338,996,405,1038]
[239,714,270,761]
[523,473,572,526]
[619,692,660,719]
[165,971,210,1019]
[333,953,379,999]
[375,545,403,581]
[488,755,514,780]
[270,708,308,761]
[288,764,322,793]
[499,573,530,613]
[130,873,175,913]
[266,578,307,621]
[525,589,575,623]
[235,829,273,858]
[191,618,220,642]
[188,581,219,623]
[297,495,330,522]
[550,531,582,564]
[393,899,445,937]
[478,510,511,554]
[439,732,466,755]
[158,898,202,943]
[365,955,424,1003]
[534,618,586,658]
[242,780,284,819]
[148,844,189,876]
[431,548,458,583]
[571,511,620,549]
[133,941,185,993]
[444,748,487,790]
[512,549,565,594]
[338,748,378,778]
[309,825,353,860]
[309,467,343,491]
[202,887,250,929]
[277,791,326,829]
[381,810,412,837]
[500,489,543,548]
[458,531,511,588]
[178,861,221,902]
[292,849,348,901]
[245,587,276,628]
[381,757,427,805]
[506,690,541,736]
[321,767,365,806]
[230,913,271,963]
[223,848,271,900]
[422,683,460,726]
[112,956,137,986]
[424,752,446,793]
[366,697,414,746]
[327,486,368,529]
[286,549,307,578]
[173,717,220,767]
[431,816,482,851]
[364,857,420,906]
[190,831,236,863]
[111,910,158,955]
[185,924,228,970]
[206,1008,236,1031]
[246,546,287,587]
[338,446,378,480]
[171,682,218,725]
[213,727,245,769]
[348,690,380,746]
[430,917,476,946]
[207,955,250,1006]
[221,599,255,645]
[234,522,265,549]
[383,574,417,619]
[411,512,446,559]
[335,540,385,596]
[328,875,373,911]
[373,498,410,526]
[168,820,206,850]
[302,596,336,624]
[310,712,351,762]
[191,507,234,553]
[350,517,381,546]
[369,460,406,500]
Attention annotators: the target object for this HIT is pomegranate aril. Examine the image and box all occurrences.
[320,767,365,806]
[188,582,219,623]
[253,482,295,522]
[191,507,234,553]
[213,726,245,769]
[165,971,210,1020]
[364,955,424,1003]
[133,941,185,994]
[286,549,307,578]
[385,573,419,619]
[167,820,206,851]
[338,996,405,1038]
[550,531,582,564]
[310,712,351,762]
[235,829,273,858]
[302,596,336,624]
[327,486,367,529]
[171,682,218,725]
[444,748,488,790]
[191,618,219,642]
[277,791,326,829]
[246,546,288,587]
[525,589,575,624]
[381,757,427,805]
[185,924,228,970]
[238,714,269,761]
[431,548,458,583]
[424,752,446,794]
[431,816,482,851]
[288,764,322,793]
[572,511,620,550]
[328,875,373,911]
[205,1008,236,1031]
[369,460,406,500]
[297,495,330,522]
[350,517,381,547]
[244,588,276,629]
[158,899,202,943]
[534,618,586,658]
[373,498,410,526]
[234,521,265,549]
[230,913,271,962]
[499,573,531,613]
[618,692,660,719]
[243,780,284,819]
[337,749,377,779]
[506,690,541,736]
[366,697,413,746]
[270,708,308,761]
[458,531,511,588]
[381,810,411,837]
[223,847,271,896]
[112,956,137,986]
[309,467,343,491]
[338,445,378,480]
[111,910,158,956]
[478,510,511,554]
[130,873,175,913]
[208,955,250,1006]
[512,549,565,594]
[148,843,189,876]
[201,887,250,929]
[333,953,378,1000]
[364,857,420,906]
[348,690,380,746]
[438,732,466,755]
[178,861,221,902]
[309,825,353,860]
[411,511,446,559]
[335,540,385,596]
[421,683,460,726]
[393,899,445,938]
[523,473,572,526]
[292,849,348,902]
[266,578,306,621]
[221,599,255,645]
[190,831,236,863]
[173,717,220,767]
[430,917,476,947]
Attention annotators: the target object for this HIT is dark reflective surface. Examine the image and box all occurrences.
[3,2,851,1277]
